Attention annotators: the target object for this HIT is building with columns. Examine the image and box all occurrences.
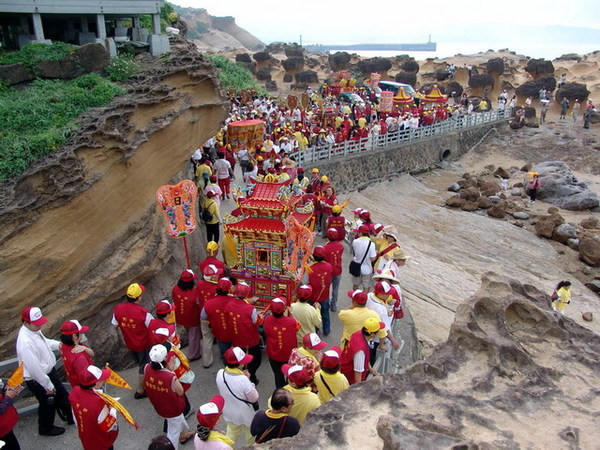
[0,0,170,55]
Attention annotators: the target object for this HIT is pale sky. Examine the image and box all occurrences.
[171,0,600,58]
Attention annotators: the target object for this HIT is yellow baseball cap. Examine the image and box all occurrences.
[363,317,385,333]
[126,283,145,299]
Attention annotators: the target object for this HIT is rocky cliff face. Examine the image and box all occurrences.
[275,272,600,449]
[174,6,265,52]
[0,38,229,366]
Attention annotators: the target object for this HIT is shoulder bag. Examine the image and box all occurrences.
[349,240,371,277]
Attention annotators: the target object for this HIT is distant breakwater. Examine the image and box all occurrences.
[304,42,437,52]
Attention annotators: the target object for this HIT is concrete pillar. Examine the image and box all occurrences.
[133,17,141,28]
[152,14,161,34]
[32,13,44,40]
[96,14,106,40]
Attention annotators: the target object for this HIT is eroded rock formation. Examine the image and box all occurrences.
[0,39,229,366]
[273,273,600,449]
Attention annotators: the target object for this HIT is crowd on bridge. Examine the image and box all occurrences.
[221,90,495,153]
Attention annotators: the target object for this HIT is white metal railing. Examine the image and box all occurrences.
[290,109,509,166]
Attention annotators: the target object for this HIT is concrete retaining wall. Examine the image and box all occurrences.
[309,123,500,193]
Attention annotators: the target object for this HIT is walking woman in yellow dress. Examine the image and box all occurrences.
[552,280,572,314]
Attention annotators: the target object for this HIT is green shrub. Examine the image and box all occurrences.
[105,56,140,82]
[206,54,262,93]
[0,74,125,181]
[0,42,77,69]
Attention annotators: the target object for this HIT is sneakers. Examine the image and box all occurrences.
[39,426,65,436]
[330,303,337,312]
[179,429,196,444]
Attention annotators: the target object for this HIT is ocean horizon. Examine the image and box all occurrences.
[303,42,600,61]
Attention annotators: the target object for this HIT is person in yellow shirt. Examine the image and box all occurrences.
[195,157,212,190]
[281,364,321,424]
[551,280,572,314]
[338,290,388,347]
[289,285,322,346]
[314,346,349,403]
[201,191,220,243]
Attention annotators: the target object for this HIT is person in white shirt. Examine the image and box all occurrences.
[279,137,292,153]
[366,282,401,363]
[214,152,235,200]
[351,226,377,292]
[17,306,74,436]
[216,347,259,446]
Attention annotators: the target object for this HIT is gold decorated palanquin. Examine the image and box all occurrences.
[223,178,314,308]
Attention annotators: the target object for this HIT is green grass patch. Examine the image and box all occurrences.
[206,54,263,93]
[0,42,78,69]
[105,56,141,82]
[0,74,125,181]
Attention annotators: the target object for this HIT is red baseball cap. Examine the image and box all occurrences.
[297,284,313,299]
[313,246,325,258]
[302,332,327,350]
[374,281,392,295]
[21,306,48,326]
[348,290,368,305]
[234,282,252,297]
[156,300,174,315]
[203,264,223,278]
[217,277,232,292]
[326,228,339,240]
[320,346,342,370]
[60,320,89,335]
[196,395,225,428]
[180,269,197,282]
[282,364,313,386]
[270,298,287,314]
[79,365,111,386]
[358,225,370,235]
[224,347,253,365]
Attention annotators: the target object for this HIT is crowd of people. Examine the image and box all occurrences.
[4,70,590,450]
[4,193,411,449]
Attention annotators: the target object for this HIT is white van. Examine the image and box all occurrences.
[377,81,416,96]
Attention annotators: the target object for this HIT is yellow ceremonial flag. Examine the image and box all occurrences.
[104,365,132,390]
[165,310,176,324]
[97,392,140,430]
[170,346,190,371]
[223,232,239,267]
[7,362,24,387]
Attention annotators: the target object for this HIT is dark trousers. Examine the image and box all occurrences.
[0,430,20,450]
[369,341,380,366]
[269,359,287,388]
[240,344,262,384]
[217,340,231,361]
[205,222,220,243]
[25,368,73,433]
[529,188,537,202]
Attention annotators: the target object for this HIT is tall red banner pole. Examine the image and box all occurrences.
[182,236,191,269]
